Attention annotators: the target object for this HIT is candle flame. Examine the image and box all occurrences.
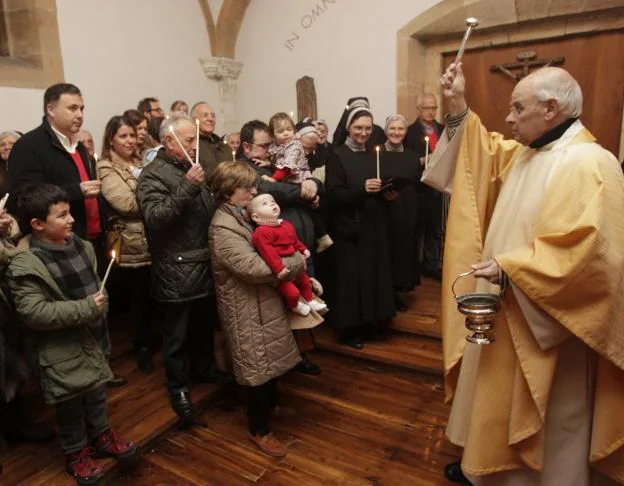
[345,104,350,110]
[425,136,430,141]
[168,125,175,133]
[375,145,380,152]
[111,250,116,259]
[195,119,199,126]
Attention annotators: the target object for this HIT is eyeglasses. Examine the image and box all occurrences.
[253,142,272,149]
[150,107,164,114]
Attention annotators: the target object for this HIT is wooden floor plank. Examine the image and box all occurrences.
[314,325,444,376]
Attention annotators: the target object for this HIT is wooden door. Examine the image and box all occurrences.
[443,30,624,157]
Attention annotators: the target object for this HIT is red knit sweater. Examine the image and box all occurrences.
[251,220,307,274]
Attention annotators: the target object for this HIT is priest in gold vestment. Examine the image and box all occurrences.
[423,64,624,486]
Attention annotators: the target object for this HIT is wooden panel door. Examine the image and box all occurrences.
[443,30,624,157]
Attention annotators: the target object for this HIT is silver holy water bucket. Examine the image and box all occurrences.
[452,270,504,345]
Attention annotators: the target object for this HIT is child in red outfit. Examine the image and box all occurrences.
[247,194,328,316]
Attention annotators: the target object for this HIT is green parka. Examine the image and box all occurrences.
[7,236,113,404]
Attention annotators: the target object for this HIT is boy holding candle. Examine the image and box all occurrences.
[7,183,137,485]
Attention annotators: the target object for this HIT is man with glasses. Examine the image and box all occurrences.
[191,102,230,176]
[137,97,165,152]
[405,93,446,281]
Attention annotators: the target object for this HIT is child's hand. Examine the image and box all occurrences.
[302,249,311,259]
[91,292,106,313]
[277,267,290,281]
[261,175,276,182]
[253,158,272,168]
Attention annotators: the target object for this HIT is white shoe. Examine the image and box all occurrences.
[307,299,328,313]
[292,301,311,316]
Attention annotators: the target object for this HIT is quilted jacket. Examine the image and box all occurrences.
[137,149,215,303]
[208,203,301,386]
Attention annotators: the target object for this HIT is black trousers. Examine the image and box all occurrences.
[247,379,278,437]
[55,385,109,454]
[161,296,217,392]
[116,266,154,350]
[418,220,442,273]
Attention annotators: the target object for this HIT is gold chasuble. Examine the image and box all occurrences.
[422,111,624,485]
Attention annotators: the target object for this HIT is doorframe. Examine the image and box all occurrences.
[396,0,624,159]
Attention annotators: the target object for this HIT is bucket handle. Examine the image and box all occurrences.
[452,270,475,300]
[452,268,508,300]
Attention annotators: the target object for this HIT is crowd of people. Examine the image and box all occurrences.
[0,83,444,484]
[1,60,624,486]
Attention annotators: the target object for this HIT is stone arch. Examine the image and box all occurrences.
[198,0,250,59]
[396,0,624,133]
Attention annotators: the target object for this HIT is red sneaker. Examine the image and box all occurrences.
[65,447,104,485]
[91,429,138,460]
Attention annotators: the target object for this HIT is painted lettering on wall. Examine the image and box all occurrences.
[284,0,337,51]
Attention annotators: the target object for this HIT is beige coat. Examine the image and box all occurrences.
[208,203,302,387]
[98,153,150,268]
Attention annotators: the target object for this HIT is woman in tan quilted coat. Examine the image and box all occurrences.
[208,161,303,458]
[97,115,153,375]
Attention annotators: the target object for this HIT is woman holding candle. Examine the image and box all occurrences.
[381,115,423,311]
[97,115,153,374]
[325,107,396,349]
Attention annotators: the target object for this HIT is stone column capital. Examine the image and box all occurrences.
[200,56,243,81]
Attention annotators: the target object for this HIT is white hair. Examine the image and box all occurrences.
[159,114,193,142]
[0,130,21,143]
[384,114,408,133]
[530,67,583,118]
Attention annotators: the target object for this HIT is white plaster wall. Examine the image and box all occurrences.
[0,0,218,151]
[236,0,442,136]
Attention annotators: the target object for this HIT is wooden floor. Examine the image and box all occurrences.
[114,352,460,486]
[1,278,461,485]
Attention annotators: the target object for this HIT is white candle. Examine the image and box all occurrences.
[375,146,380,179]
[424,136,430,169]
[232,150,236,162]
[100,250,116,292]
[168,125,195,165]
[0,193,9,211]
[290,111,295,120]
[195,119,200,166]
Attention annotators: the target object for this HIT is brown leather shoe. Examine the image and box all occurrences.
[248,433,288,457]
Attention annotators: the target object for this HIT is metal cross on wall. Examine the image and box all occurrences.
[490,51,565,83]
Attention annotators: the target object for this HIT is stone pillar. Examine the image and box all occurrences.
[199,56,244,134]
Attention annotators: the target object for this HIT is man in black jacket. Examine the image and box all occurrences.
[137,116,232,425]
[8,83,101,241]
[405,93,446,281]
[238,120,322,375]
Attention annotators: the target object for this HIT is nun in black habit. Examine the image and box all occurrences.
[380,115,422,310]
[325,107,396,349]
[332,97,386,151]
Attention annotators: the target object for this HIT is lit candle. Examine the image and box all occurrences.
[375,146,380,180]
[195,119,200,166]
[424,136,430,169]
[168,125,195,165]
[232,150,236,162]
[290,111,295,120]
[100,250,116,293]
[0,192,9,211]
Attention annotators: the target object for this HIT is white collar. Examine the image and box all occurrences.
[50,124,79,154]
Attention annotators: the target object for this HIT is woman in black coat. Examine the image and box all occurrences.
[326,107,395,349]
